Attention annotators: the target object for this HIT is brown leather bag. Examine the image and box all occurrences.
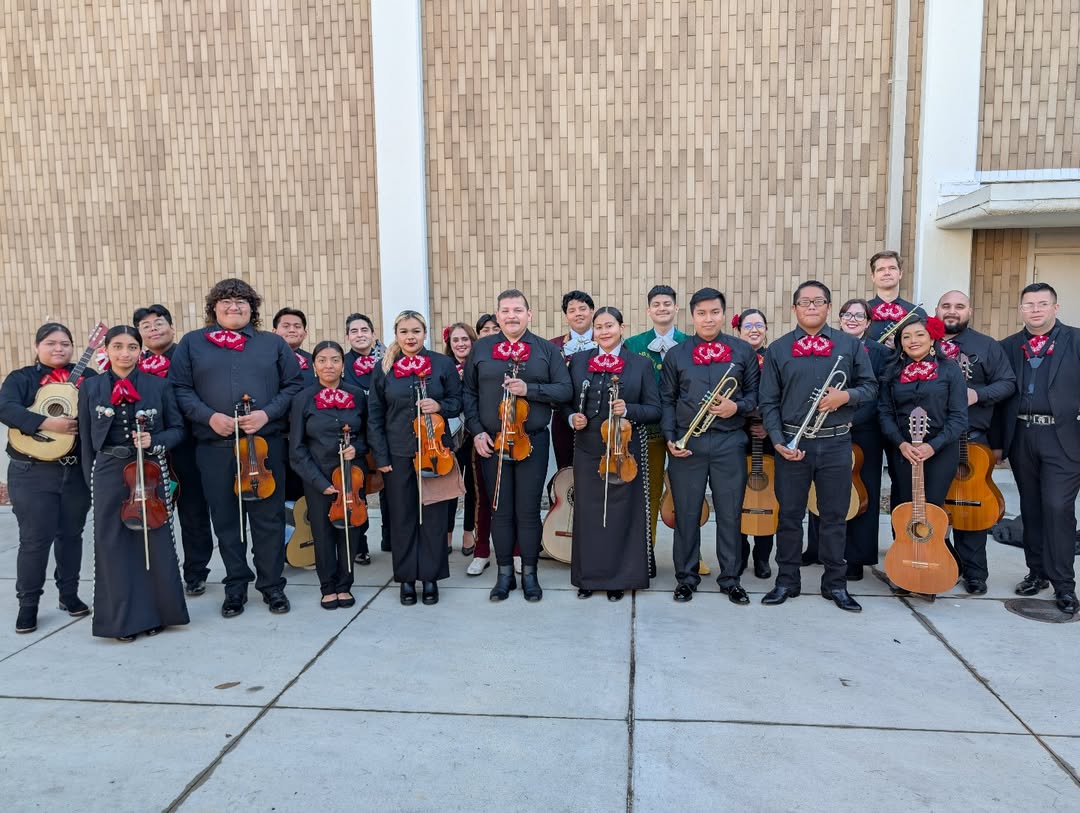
[420,457,466,505]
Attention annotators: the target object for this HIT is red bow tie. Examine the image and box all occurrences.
[1023,335,1054,359]
[139,353,171,377]
[39,368,83,387]
[94,349,110,371]
[938,340,960,360]
[456,362,464,378]
[110,378,141,405]
[899,360,938,383]
[206,329,247,351]
[315,388,356,409]
[492,341,531,363]
[588,353,625,374]
[692,342,732,365]
[353,354,376,377]
[872,302,907,322]
[792,335,833,358]
[393,354,433,379]
[295,352,309,370]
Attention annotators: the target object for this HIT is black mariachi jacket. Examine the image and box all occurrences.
[289,383,369,493]
[568,348,662,431]
[367,350,462,467]
[77,370,186,487]
[942,327,1015,435]
[878,356,968,452]
[0,363,99,458]
[866,295,920,343]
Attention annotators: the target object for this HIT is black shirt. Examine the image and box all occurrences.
[852,338,891,428]
[944,327,1016,433]
[659,333,760,441]
[759,324,878,448]
[1018,327,1058,416]
[289,383,369,492]
[367,350,462,466]
[568,348,662,428]
[292,348,316,387]
[462,330,574,438]
[879,356,968,452]
[170,323,304,443]
[866,295,921,343]
[0,363,98,461]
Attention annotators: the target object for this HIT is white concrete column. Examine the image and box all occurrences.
[913,0,984,303]
[370,0,429,343]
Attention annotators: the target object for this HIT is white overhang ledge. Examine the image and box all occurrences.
[935,170,1080,229]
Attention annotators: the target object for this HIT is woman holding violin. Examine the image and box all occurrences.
[77,326,188,641]
[289,341,369,609]
[567,307,661,600]
[367,311,462,606]
[0,322,98,634]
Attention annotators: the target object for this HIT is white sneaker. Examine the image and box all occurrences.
[466,556,490,576]
[513,555,522,574]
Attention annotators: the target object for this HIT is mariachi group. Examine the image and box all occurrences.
[3,250,1078,642]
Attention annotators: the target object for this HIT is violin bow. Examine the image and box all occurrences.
[603,379,614,528]
[340,425,352,572]
[135,410,151,571]
[493,365,514,511]
[233,402,245,546]
[416,382,424,524]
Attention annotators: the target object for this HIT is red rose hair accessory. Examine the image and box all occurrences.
[924,317,947,343]
[442,326,452,345]
[731,314,741,329]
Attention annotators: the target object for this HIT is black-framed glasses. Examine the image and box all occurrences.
[795,298,829,308]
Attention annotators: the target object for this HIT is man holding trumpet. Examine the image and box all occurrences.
[661,288,760,604]
[759,282,877,612]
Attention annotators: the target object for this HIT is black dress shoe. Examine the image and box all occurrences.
[521,564,543,602]
[400,582,418,606]
[964,579,988,595]
[762,584,801,605]
[221,594,247,618]
[754,560,772,580]
[116,634,137,643]
[337,593,356,608]
[1056,591,1079,615]
[15,605,38,634]
[577,588,593,599]
[353,552,371,566]
[648,546,657,579]
[846,564,864,581]
[144,625,165,636]
[720,584,751,605]
[489,565,517,602]
[58,596,91,617]
[185,579,207,596]
[673,584,694,603]
[1015,573,1050,596]
[264,590,290,614]
[607,590,624,602]
[822,588,862,612]
[422,582,439,605]
[321,596,340,610]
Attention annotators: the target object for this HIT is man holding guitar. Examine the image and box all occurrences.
[934,292,1015,594]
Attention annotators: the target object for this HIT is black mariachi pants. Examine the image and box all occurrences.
[478,428,550,567]
[302,485,355,595]
[383,455,450,583]
[774,434,852,592]
[170,439,214,583]
[9,459,90,606]
[196,438,287,597]
[1010,424,1080,594]
[667,429,747,589]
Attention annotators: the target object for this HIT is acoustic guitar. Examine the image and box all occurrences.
[285,497,316,569]
[9,321,108,461]
[944,353,1005,531]
[660,471,710,529]
[884,407,959,595]
[741,436,778,535]
[541,467,574,564]
[808,444,869,521]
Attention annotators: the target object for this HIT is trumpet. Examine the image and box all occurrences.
[785,355,847,451]
[675,363,739,451]
[875,303,924,346]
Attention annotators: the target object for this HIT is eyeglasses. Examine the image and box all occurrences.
[840,312,867,322]
[1020,301,1054,312]
[795,298,829,308]
[741,322,766,331]
[218,298,250,310]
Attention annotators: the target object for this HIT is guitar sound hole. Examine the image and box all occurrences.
[907,521,932,542]
[566,486,575,507]
[747,474,768,491]
[956,462,972,481]
[46,402,67,417]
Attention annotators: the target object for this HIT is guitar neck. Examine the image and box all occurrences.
[750,436,763,473]
[911,446,926,523]
[68,344,97,382]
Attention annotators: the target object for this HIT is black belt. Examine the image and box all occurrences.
[782,423,850,439]
[101,445,135,459]
[1017,414,1055,426]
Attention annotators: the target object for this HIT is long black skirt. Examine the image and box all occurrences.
[570,424,652,591]
[91,455,189,638]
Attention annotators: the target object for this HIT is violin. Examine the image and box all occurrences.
[121,412,169,532]
[598,375,638,485]
[413,373,454,478]
[330,424,368,529]
[234,394,275,500]
[493,359,532,462]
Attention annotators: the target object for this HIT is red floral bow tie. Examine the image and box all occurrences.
[872,302,907,322]
[588,353,625,374]
[206,329,247,351]
[393,354,433,379]
[792,335,833,358]
[110,378,141,405]
[139,353,171,377]
[295,352,309,370]
[756,353,764,369]
[456,362,464,378]
[899,360,938,383]
[39,368,83,387]
[1023,335,1054,359]
[353,354,376,377]
[938,340,960,360]
[492,341,531,363]
[692,342,732,365]
[315,388,356,409]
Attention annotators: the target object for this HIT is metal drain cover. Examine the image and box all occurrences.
[1004,598,1080,624]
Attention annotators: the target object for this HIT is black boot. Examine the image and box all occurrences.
[521,564,543,602]
[16,605,38,634]
[489,565,517,602]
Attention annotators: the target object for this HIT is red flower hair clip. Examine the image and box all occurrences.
[924,317,947,343]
